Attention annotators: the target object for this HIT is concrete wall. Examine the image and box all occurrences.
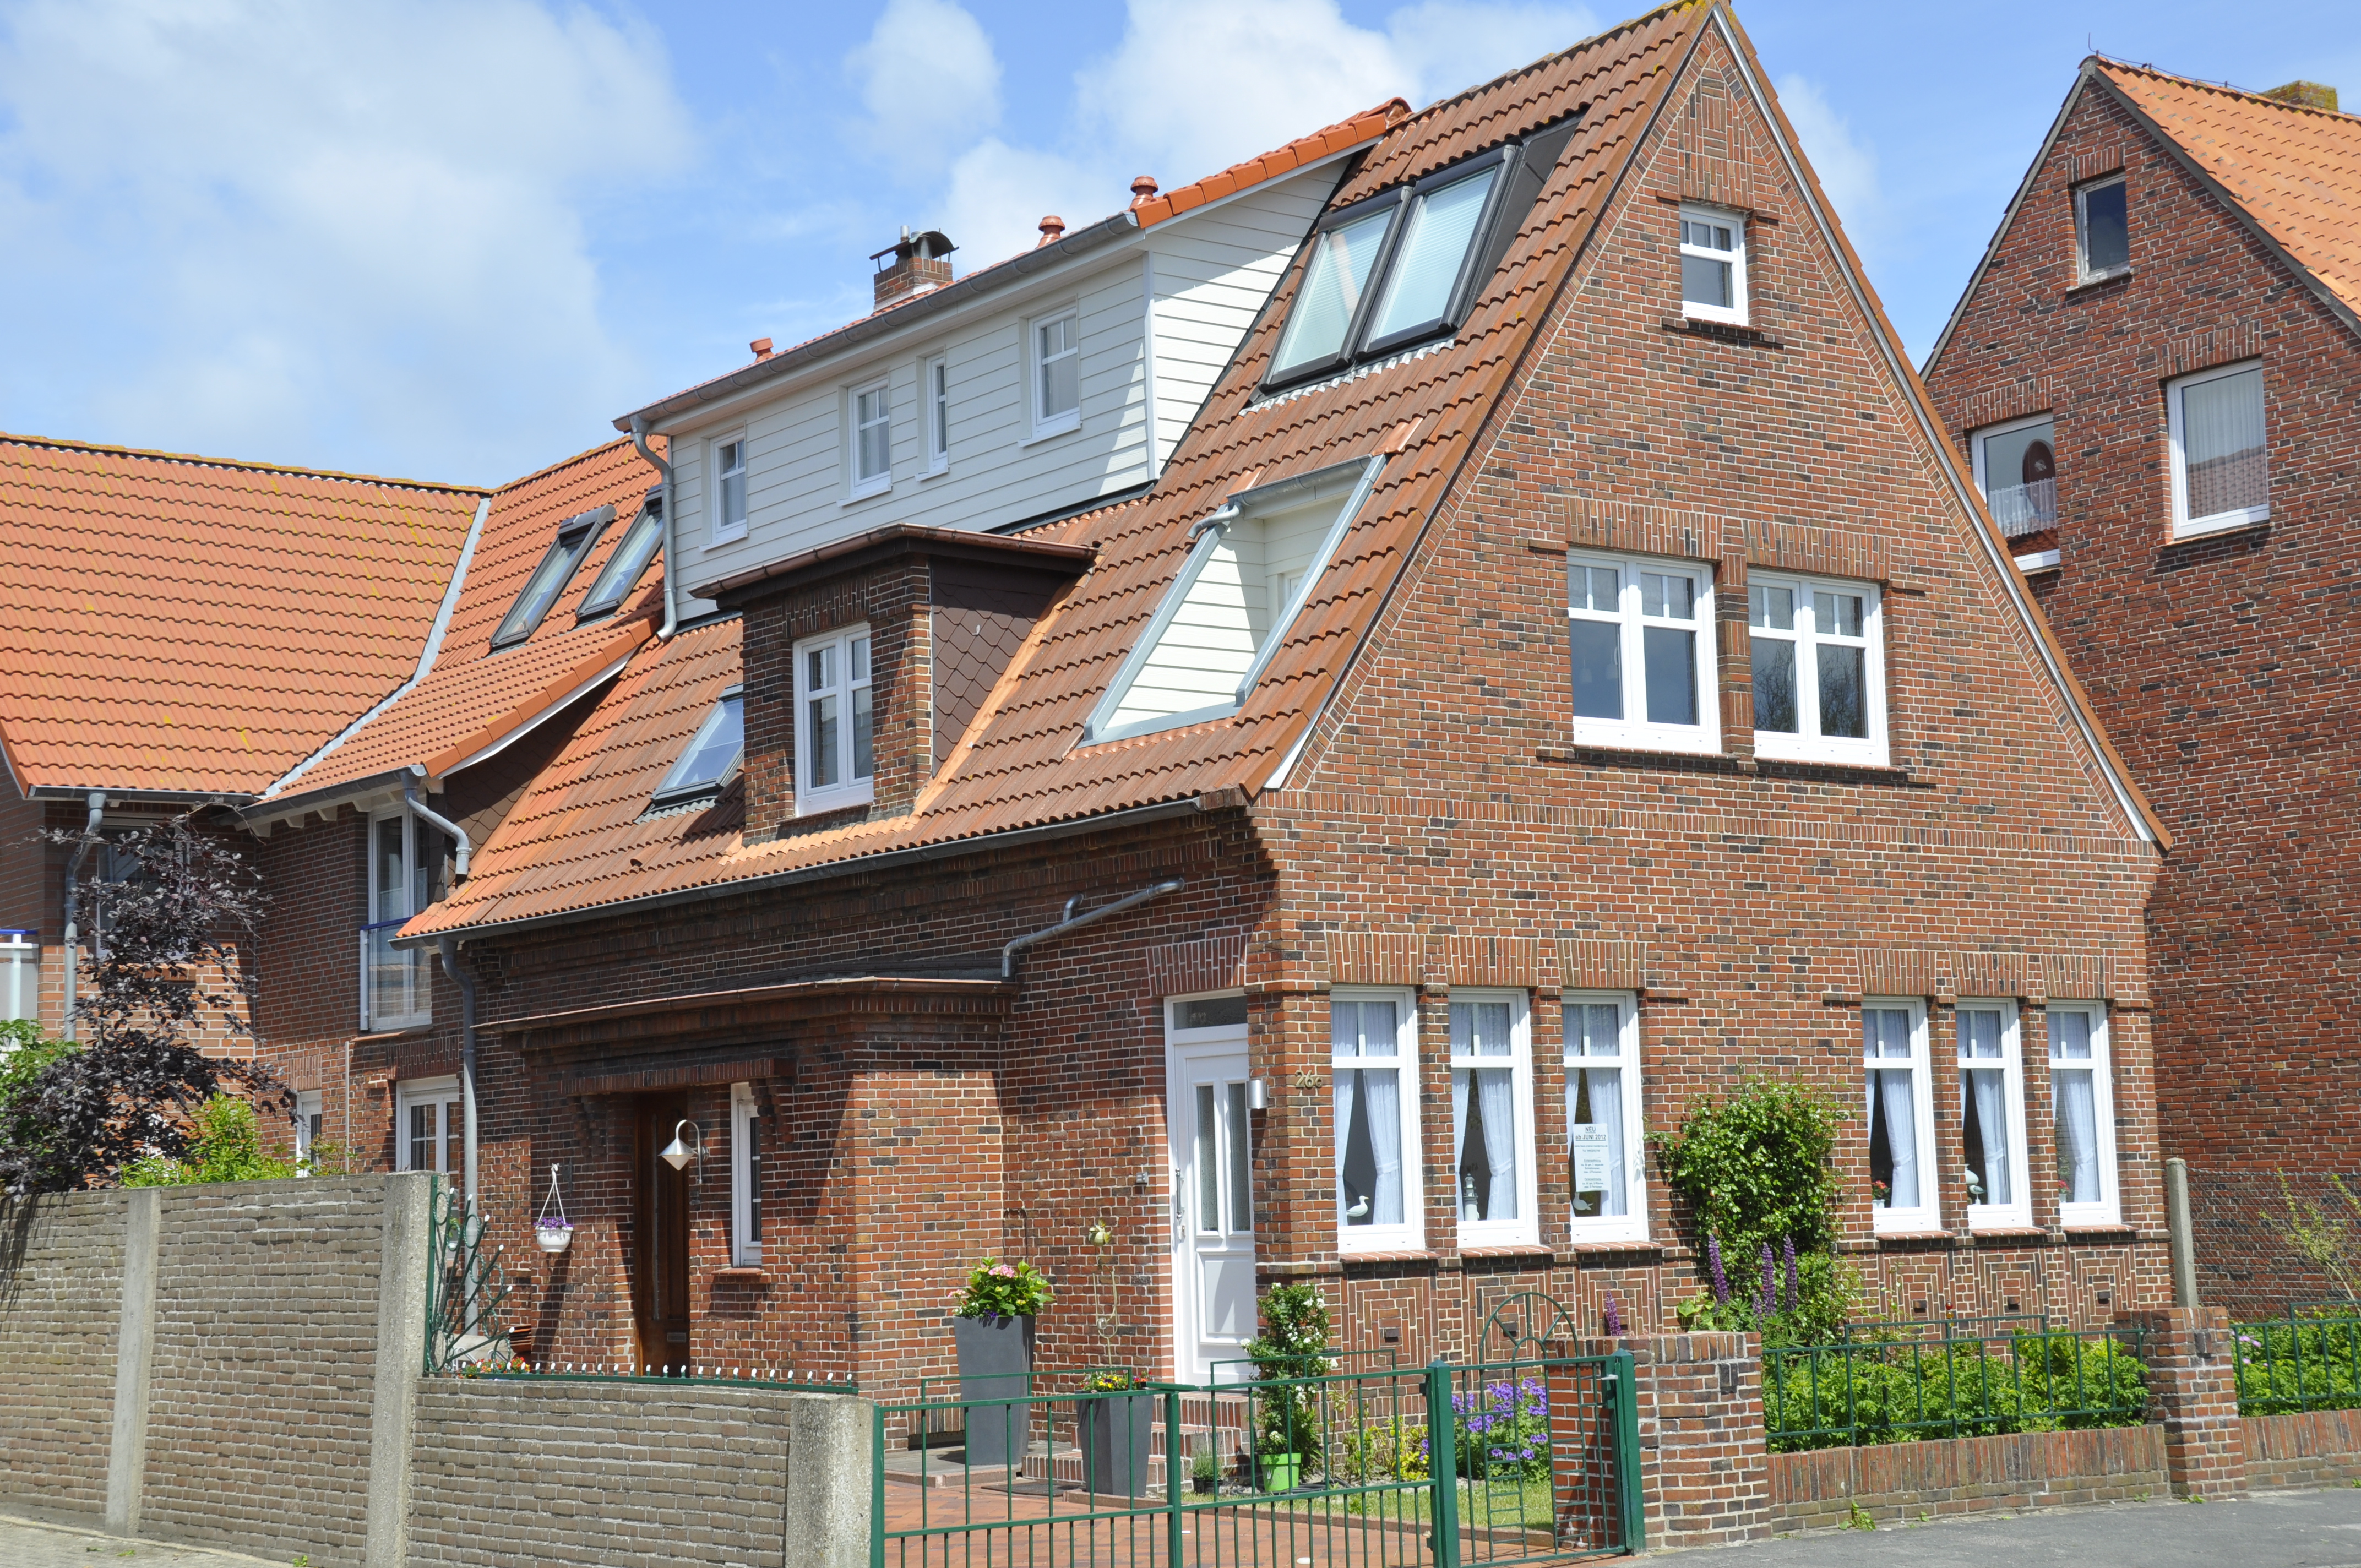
[1769,1425,2169,1530]
[0,1189,126,1514]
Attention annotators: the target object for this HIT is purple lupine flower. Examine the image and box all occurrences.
[1707,1233,1729,1304]
[1756,1243,1775,1316]
[1782,1236,1800,1313]
[1603,1297,1624,1337]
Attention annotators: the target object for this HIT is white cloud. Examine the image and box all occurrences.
[0,0,693,482]
[938,0,1597,266]
[845,0,1003,184]
[1774,73,1881,237]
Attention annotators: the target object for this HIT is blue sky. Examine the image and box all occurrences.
[0,0,2352,486]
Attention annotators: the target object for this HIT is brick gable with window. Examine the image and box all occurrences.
[1922,62,2361,1311]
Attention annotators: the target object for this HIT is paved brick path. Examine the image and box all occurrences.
[0,1515,280,1566]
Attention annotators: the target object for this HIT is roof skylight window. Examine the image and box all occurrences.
[1083,456,1383,744]
[1260,115,1580,395]
[576,496,663,619]
[493,504,611,649]
[653,687,743,804]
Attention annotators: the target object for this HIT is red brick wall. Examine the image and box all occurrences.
[1921,83,2361,1311]
[1769,1424,2168,1528]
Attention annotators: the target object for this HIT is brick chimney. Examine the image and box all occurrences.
[2262,80,2338,111]
[871,227,956,311]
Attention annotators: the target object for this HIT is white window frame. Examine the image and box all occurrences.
[1447,988,1539,1249]
[1330,987,1424,1255]
[730,1081,763,1267]
[1678,203,1748,326]
[0,929,37,1023]
[1747,573,1889,766]
[1565,551,1721,755]
[848,376,892,498]
[1563,990,1647,1244]
[2167,359,2269,538]
[360,807,441,1032]
[395,1076,460,1174]
[1956,998,2032,1230]
[710,434,749,547]
[2074,174,2130,284]
[923,354,950,473]
[295,1089,324,1171]
[2047,1002,2120,1227]
[1029,307,1081,438]
[1864,998,1940,1234]
[793,624,874,815]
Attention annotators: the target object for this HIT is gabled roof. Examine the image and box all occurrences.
[0,433,485,798]
[614,102,1408,433]
[255,437,663,808]
[1928,57,2361,367]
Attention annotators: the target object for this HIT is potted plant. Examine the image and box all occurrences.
[951,1256,1052,1469]
[1190,1447,1221,1496]
[1076,1370,1154,1499]
[1246,1282,1331,1493]
[535,1164,574,1253]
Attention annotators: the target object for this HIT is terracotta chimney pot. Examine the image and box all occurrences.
[1130,176,1159,205]
[1037,215,1066,247]
[750,337,775,360]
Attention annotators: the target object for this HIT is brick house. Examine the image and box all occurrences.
[1920,61,2361,1311]
[368,0,2175,1402]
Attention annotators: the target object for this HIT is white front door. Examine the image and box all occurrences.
[1168,996,1255,1384]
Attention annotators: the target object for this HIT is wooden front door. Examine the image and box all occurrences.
[632,1097,693,1371]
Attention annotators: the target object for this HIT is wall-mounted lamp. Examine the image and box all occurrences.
[660,1119,703,1172]
[1245,1079,1269,1112]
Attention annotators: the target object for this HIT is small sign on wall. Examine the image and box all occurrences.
[1570,1126,1612,1191]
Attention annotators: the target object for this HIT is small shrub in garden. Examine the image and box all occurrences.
[1454,1376,1551,1480]
[952,1257,1052,1320]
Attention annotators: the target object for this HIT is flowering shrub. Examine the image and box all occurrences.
[953,1257,1052,1320]
[1080,1368,1147,1392]
[1450,1376,1551,1480]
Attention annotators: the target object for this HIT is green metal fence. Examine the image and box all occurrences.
[872,1355,1639,1568]
[1761,1326,2148,1452]
[2233,1312,2361,1417]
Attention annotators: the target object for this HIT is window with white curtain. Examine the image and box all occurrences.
[1331,990,1422,1252]
[1864,999,1938,1233]
[731,1082,763,1266]
[0,929,37,1022]
[2169,361,2268,537]
[1748,574,1886,765]
[2048,1004,2119,1226]
[1565,993,1646,1243]
[1567,553,1719,754]
[1957,999,2031,1228]
[1450,990,1537,1246]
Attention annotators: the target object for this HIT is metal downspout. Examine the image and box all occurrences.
[59,790,104,1042]
[1001,879,1184,980]
[405,772,475,1220]
[630,414,678,639]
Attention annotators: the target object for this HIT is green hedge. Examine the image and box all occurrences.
[2234,1316,2361,1417]
[1763,1333,2148,1453]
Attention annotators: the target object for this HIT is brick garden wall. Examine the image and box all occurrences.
[0,1190,126,1515]
[1769,1425,2168,1529]
[2245,1408,2361,1491]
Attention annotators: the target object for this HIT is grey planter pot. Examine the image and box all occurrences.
[1078,1392,1155,1499]
[954,1314,1035,1470]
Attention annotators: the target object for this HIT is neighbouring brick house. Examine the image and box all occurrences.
[373,0,2177,1405]
[1921,61,2361,1313]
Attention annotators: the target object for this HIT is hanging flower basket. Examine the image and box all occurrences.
[535,1163,573,1253]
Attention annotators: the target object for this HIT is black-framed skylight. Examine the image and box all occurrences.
[652,686,744,805]
[491,504,611,649]
[1260,113,1582,395]
[576,493,663,620]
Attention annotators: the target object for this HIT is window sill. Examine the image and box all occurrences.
[703,529,748,552]
[1019,420,1081,449]
[840,484,893,508]
[1969,1227,2046,1244]
[356,1025,432,1043]
[2170,510,2269,543]
[2062,1222,2132,1238]
[920,464,950,482]
[2015,549,2061,573]
[1541,742,1733,771]
[2065,268,2132,297]
[1459,1244,1554,1261]
[1338,1248,1438,1267]
[1872,1229,1954,1247]
[1755,756,1925,788]
[795,787,875,819]
[1560,1238,1660,1260]
[714,1267,770,1283]
[1662,317,1783,349]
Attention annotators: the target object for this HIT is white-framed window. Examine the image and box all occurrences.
[295,1089,324,1171]
[1564,992,1646,1243]
[1032,308,1080,434]
[1449,990,1538,1248]
[924,354,950,472]
[1678,204,1748,325]
[395,1076,461,1174]
[361,808,448,1032]
[795,626,874,814]
[730,1081,763,1267]
[1864,999,1939,1233]
[849,377,891,497]
[1970,413,2058,541]
[1330,989,1422,1253]
[0,929,37,1022]
[711,435,749,546]
[2047,1003,2119,1226]
[2168,360,2268,537]
[1957,999,2031,1229]
[1566,553,1720,755]
[1748,574,1887,766]
[2074,175,2129,283]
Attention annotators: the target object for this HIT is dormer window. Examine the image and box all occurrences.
[492,505,610,649]
[652,687,743,806]
[576,497,663,619]
[1084,456,1382,743]
[795,627,874,814]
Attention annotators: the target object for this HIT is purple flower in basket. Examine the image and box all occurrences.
[1603,1297,1624,1337]
[1782,1236,1800,1313]
[537,1217,572,1231]
[1707,1233,1729,1305]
